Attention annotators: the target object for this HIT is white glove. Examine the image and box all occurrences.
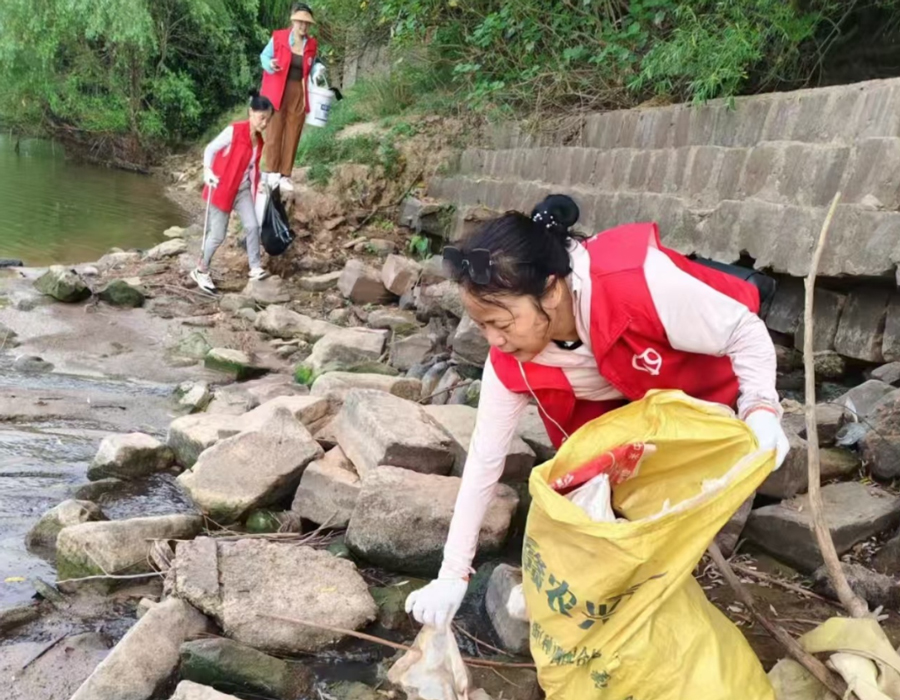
[745,409,790,470]
[405,578,468,628]
[203,167,219,187]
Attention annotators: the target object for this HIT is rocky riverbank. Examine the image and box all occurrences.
[4,192,900,698]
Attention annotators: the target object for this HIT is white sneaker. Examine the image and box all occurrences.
[190,268,216,292]
[263,172,281,188]
[278,176,294,192]
[248,268,270,281]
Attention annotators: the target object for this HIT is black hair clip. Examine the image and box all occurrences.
[443,246,492,285]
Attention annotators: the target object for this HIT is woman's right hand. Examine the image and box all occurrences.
[269,58,280,72]
[405,578,468,628]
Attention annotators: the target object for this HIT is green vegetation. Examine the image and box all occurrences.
[4,0,900,162]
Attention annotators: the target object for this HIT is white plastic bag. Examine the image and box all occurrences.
[566,472,617,522]
[388,626,474,700]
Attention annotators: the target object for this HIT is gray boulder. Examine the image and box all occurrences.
[88,433,175,481]
[34,265,91,302]
[485,564,529,654]
[255,305,339,341]
[177,408,323,523]
[204,348,267,381]
[98,279,145,308]
[167,414,242,468]
[170,538,377,655]
[860,389,900,479]
[69,598,211,700]
[346,466,518,575]
[179,638,313,700]
[424,404,535,482]
[333,389,455,477]
[310,372,421,402]
[745,482,900,572]
[56,514,203,581]
[144,239,188,260]
[242,276,291,307]
[291,447,360,528]
[25,500,106,554]
[301,328,388,376]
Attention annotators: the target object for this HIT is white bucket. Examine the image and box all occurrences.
[305,65,334,128]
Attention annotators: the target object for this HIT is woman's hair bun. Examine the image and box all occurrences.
[530,194,579,237]
[248,88,260,99]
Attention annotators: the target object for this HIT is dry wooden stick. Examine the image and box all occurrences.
[803,192,869,620]
[262,615,536,669]
[707,543,848,697]
[730,563,836,605]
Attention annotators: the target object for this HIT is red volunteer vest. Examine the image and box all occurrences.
[202,121,263,213]
[260,29,318,113]
[491,223,761,448]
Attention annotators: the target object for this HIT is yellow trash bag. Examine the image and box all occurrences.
[523,390,776,700]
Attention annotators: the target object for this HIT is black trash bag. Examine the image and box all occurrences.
[260,185,295,256]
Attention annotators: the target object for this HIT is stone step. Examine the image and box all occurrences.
[487,78,900,151]
[428,174,900,279]
[457,137,900,211]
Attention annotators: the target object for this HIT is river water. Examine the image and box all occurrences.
[0,134,189,266]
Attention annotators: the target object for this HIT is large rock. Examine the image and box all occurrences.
[0,321,19,348]
[171,332,212,361]
[873,532,900,574]
[758,430,808,499]
[381,255,422,296]
[390,332,435,371]
[57,514,203,581]
[204,348,267,381]
[886,295,900,362]
[485,564,529,655]
[98,279,145,308]
[176,381,212,414]
[242,276,290,307]
[793,289,846,352]
[871,362,900,386]
[291,447,360,527]
[338,260,395,305]
[424,404,535,482]
[206,385,259,416]
[450,314,489,367]
[764,278,803,335]
[516,406,556,463]
[88,433,175,481]
[98,250,142,271]
[33,266,91,303]
[240,374,310,404]
[860,389,900,479]
[25,500,106,554]
[835,380,896,419]
[167,414,242,468]
[366,308,419,332]
[177,408,323,523]
[145,239,188,260]
[255,305,339,341]
[811,563,900,609]
[170,681,241,700]
[301,328,387,376]
[180,638,313,700]
[834,288,891,362]
[333,390,455,477]
[415,280,464,320]
[347,467,518,575]
[170,538,377,655]
[70,598,211,700]
[299,271,342,292]
[745,482,900,572]
[241,395,332,432]
[311,372,421,402]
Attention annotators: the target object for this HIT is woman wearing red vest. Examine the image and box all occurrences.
[259,3,318,189]
[406,194,790,628]
[191,91,273,293]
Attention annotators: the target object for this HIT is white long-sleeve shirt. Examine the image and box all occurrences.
[204,126,258,187]
[438,241,780,580]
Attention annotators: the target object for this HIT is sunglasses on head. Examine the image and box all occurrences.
[443,247,492,285]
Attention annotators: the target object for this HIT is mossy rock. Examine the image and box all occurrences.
[204,348,268,381]
[98,279,145,308]
[34,266,91,303]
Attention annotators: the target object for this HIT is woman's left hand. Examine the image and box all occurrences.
[744,409,790,470]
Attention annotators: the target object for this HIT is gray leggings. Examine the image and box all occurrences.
[202,180,261,270]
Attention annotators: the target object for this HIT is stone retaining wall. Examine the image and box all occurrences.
[427,78,900,364]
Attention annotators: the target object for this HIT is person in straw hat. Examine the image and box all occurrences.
[259,3,318,191]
